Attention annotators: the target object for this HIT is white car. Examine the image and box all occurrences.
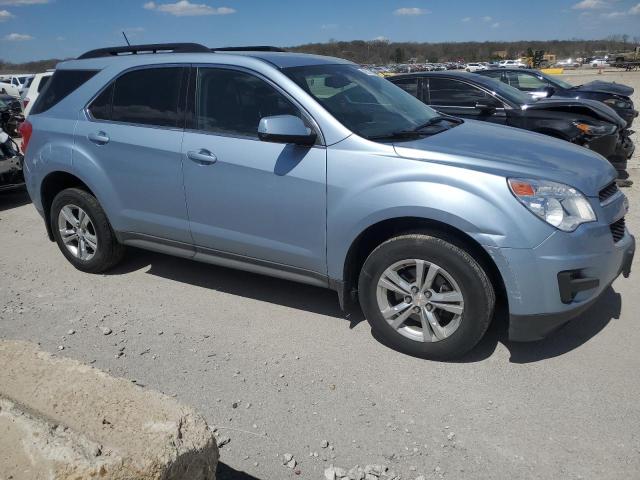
[590,59,608,68]
[498,59,527,69]
[22,71,53,117]
[0,74,33,96]
[465,63,487,72]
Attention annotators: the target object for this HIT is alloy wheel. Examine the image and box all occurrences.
[57,204,98,261]
[375,259,464,342]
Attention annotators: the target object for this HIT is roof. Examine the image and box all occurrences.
[61,46,352,71]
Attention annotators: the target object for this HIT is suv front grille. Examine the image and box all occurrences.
[610,217,626,243]
[599,182,619,203]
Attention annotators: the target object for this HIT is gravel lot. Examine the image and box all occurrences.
[1,70,639,480]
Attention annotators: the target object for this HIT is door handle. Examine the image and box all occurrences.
[187,149,217,165]
[88,131,110,145]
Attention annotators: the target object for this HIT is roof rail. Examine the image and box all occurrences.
[211,46,286,53]
[77,43,211,60]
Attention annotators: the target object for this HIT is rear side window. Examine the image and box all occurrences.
[109,67,186,128]
[37,75,51,93]
[31,69,97,115]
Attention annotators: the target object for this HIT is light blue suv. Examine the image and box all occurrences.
[22,43,635,359]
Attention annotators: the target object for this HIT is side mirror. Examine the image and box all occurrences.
[258,115,317,146]
[475,102,497,114]
[543,86,556,97]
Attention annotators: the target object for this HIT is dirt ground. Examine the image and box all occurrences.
[1,70,639,480]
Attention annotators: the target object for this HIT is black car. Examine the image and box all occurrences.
[389,72,633,179]
[475,68,638,129]
[0,94,24,138]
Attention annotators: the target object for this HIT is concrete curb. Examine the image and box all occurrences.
[0,340,218,480]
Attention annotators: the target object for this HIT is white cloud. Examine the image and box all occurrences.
[481,15,492,22]
[572,0,608,10]
[321,23,338,30]
[144,1,235,16]
[3,32,32,40]
[491,22,501,28]
[461,16,471,22]
[393,7,430,16]
[373,36,390,42]
[0,9,13,20]
[603,2,640,17]
[0,0,48,4]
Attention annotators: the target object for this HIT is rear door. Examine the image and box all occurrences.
[74,66,192,244]
[425,77,507,125]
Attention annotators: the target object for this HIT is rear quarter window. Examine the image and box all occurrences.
[31,69,98,115]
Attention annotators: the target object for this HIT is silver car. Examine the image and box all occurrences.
[21,43,634,359]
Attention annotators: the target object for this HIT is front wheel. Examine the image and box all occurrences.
[358,234,495,360]
[51,188,125,273]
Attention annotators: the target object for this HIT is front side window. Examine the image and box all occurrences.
[195,68,301,138]
[507,72,547,91]
[109,67,187,127]
[392,77,419,97]
[428,78,494,107]
[283,64,438,139]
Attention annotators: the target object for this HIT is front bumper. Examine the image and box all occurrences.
[608,131,635,169]
[509,234,634,341]
[486,203,635,342]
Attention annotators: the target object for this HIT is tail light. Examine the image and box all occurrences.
[19,120,32,153]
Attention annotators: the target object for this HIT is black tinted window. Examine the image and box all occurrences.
[196,68,300,137]
[428,78,492,107]
[37,75,51,93]
[31,69,97,114]
[112,67,186,128]
[392,77,419,97]
[88,83,114,120]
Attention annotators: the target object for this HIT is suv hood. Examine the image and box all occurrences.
[525,97,626,129]
[573,80,633,97]
[393,120,616,196]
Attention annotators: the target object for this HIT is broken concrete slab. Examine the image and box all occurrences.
[0,340,218,480]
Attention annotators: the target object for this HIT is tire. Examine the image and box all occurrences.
[50,187,125,273]
[358,234,495,360]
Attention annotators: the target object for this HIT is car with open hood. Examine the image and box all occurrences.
[389,71,633,179]
[476,68,638,128]
[21,43,634,359]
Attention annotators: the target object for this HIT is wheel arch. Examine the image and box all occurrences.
[339,216,507,311]
[40,171,96,241]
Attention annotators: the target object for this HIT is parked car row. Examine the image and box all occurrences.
[13,43,636,360]
[390,69,636,186]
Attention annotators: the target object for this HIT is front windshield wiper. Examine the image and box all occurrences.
[366,115,464,142]
[411,115,463,131]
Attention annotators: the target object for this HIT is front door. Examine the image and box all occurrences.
[181,66,327,275]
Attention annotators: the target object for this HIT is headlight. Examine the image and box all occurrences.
[573,121,616,136]
[603,97,631,109]
[508,178,596,232]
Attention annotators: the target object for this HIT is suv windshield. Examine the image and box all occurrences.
[283,64,439,140]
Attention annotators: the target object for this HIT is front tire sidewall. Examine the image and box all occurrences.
[359,235,494,360]
[50,188,121,273]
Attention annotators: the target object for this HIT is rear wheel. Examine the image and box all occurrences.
[358,234,495,360]
[51,188,125,273]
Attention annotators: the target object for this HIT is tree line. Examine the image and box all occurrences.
[289,36,640,64]
[1,35,638,72]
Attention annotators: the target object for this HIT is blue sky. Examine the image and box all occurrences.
[1,0,639,62]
